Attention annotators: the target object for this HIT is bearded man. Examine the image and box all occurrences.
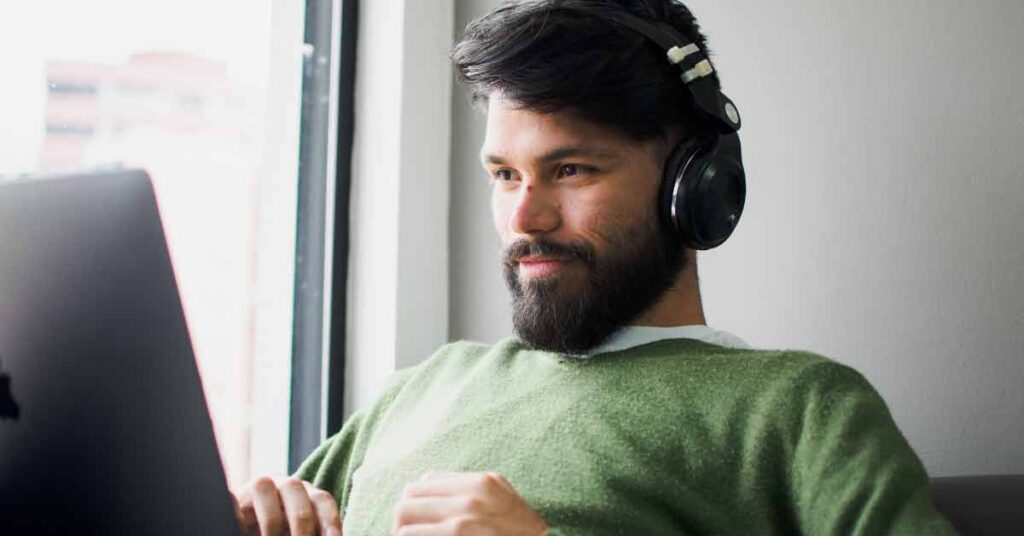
[234,1,956,534]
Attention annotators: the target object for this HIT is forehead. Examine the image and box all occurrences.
[480,95,640,161]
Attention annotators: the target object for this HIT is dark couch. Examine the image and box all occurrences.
[930,475,1024,535]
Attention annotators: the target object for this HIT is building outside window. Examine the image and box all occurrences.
[0,0,309,488]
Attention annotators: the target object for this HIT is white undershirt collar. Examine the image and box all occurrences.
[583,324,751,357]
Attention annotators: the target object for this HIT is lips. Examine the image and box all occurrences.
[518,256,569,278]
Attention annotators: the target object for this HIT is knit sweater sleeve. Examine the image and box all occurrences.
[292,365,422,512]
[293,410,367,511]
[788,360,958,535]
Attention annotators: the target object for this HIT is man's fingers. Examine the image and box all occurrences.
[393,496,472,529]
[392,524,442,536]
[250,476,289,536]
[231,490,260,536]
[405,471,509,498]
[303,482,344,536]
[394,474,510,533]
[236,476,341,536]
[278,477,320,536]
[394,517,477,536]
[393,472,547,536]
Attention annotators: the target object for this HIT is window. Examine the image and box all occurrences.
[0,0,318,488]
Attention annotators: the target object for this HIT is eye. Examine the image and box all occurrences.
[492,168,515,182]
[557,164,590,178]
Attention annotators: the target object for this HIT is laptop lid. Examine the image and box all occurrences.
[0,169,240,534]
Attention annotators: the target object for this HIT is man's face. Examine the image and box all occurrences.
[481,95,687,355]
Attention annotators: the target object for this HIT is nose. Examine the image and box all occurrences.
[507,181,560,236]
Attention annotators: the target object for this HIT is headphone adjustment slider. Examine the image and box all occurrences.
[666,43,700,65]
[681,59,714,84]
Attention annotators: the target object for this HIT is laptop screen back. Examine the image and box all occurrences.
[0,170,239,534]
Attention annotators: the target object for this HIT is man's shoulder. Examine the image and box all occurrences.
[432,337,513,358]
[386,337,520,385]
[418,337,517,367]
[693,344,888,425]
[627,338,843,373]
[624,339,876,401]
[735,346,875,397]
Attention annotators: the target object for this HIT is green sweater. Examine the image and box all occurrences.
[296,337,956,535]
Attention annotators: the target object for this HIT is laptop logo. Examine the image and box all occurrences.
[0,357,19,420]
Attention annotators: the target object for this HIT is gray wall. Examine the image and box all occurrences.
[448,0,1024,477]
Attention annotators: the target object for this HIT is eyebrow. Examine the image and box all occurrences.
[480,145,621,166]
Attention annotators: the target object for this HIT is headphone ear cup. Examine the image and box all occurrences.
[660,134,746,250]
[659,137,701,242]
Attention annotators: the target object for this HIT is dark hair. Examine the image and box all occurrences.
[452,0,718,142]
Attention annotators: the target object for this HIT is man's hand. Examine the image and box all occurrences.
[391,471,549,536]
[232,476,343,536]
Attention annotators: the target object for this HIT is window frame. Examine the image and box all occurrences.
[288,0,357,472]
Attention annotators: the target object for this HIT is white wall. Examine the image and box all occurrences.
[448,0,1024,477]
[344,0,453,415]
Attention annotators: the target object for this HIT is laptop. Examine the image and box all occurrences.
[0,169,240,534]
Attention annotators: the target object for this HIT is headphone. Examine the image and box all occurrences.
[575,9,747,250]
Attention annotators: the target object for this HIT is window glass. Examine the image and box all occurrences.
[0,0,303,487]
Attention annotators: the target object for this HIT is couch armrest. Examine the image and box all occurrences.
[930,475,1024,535]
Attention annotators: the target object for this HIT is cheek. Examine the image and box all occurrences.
[562,189,640,246]
[491,188,511,239]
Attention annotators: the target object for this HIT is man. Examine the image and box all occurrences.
[236,1,957,534]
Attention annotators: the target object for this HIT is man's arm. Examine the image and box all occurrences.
[232,361,424,535]
[231,412,367,536]
[294,411,369,507]
[789,361,958,535]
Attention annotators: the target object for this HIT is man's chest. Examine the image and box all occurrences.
[340,382,752,535]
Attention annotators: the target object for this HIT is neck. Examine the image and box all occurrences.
[632,250,706,327]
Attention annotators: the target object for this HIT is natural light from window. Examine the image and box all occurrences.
[0,0,305,488]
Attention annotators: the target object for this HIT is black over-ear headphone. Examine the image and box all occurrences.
[574,9,747,250]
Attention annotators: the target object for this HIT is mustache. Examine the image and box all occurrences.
[503,238,596,267]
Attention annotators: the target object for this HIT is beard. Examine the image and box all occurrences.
[502,213,688,356]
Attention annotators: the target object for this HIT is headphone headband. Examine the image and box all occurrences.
[607,13,742,134]
[555,4,747,250]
